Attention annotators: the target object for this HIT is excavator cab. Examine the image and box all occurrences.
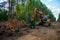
[39,15,51,26]
[44,15,51,26]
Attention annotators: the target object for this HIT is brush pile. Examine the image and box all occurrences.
[0,18,28,36]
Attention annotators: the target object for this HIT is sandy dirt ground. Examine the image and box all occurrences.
[0,22,60,40]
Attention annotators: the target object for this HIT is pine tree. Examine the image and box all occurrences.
[57,14,60,21]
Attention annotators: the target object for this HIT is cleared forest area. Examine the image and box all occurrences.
[0,0,60,40]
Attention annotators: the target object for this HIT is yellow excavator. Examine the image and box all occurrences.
[30,8,51,28]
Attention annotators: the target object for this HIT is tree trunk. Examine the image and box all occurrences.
[25,0,29,22]
[8,0,12,18]
[8,0,16,18]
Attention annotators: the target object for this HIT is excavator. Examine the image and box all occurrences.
[30,8,51,28]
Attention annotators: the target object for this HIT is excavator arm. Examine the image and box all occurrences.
[32,8,44,23]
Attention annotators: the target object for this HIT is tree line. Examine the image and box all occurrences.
[0,0,57,23]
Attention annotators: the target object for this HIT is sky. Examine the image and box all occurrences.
[0,0,60,20]
[0,0,7,3]
[0,0,8,10]
[41,0,60,20]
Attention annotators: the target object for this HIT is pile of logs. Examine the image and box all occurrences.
[0,18,28,36]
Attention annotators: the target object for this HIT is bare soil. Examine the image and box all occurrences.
[0,22,60,40]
